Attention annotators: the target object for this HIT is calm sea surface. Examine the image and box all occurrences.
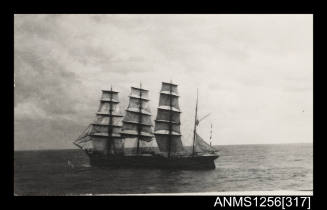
[14,143,312,195]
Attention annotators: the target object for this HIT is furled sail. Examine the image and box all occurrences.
[154,82,184,156]
[74,89,124,155]
[121,86,154,154]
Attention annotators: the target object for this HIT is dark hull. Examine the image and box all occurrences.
[89,154,219,170]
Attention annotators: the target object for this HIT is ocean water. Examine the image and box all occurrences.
[14,143,312,195]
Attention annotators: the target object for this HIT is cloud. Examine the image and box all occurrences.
[14,14,313,150]
[14,45,81,119]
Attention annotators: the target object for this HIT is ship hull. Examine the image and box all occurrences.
[89,154,219,170]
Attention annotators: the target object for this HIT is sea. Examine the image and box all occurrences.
[14,143,312,195]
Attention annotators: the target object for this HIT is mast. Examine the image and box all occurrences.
[73,88,124,155]
[121,85,154,154]
[136,83,143,154]
[192,89,198,156]
[97,87,123,155]
[154,82,184,156]
[107,86,114,155]
[168,81,173,158]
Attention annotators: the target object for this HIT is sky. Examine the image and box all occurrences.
[14,14,313,150]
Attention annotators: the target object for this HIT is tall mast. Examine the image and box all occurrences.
[168,81,173,158]
[136,82,143,154]
[192,89,198,156]
[107,85,114,155]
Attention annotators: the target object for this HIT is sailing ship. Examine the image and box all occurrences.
[74,82,219,169]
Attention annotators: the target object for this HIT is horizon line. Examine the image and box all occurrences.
[14,142,313,151]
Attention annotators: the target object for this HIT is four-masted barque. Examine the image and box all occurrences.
[74,82,219,170]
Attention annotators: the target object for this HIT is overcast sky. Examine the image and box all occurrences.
[14,14,313,150]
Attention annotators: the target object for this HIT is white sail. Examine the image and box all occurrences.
[94,115,123,126]
[123,137,157,154]
[194,133,216,153]
[101,90,119,102]
[121,86,154,147]
[123,111,153,126]
[90,124,122,137]
[74,127,123,155]
[156,108,180,123]
[154,82,184,155]
[123,123,153,136]
[158,94,180,110]
[130,87,149,99]
[74,125,93,152]
[89,136,124,155]
[127,97,151,114]
[74,88,123,155]
[97,102,122,116]
[160,82,179,96]
[155,135,184,153]
[154,120,180,134]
